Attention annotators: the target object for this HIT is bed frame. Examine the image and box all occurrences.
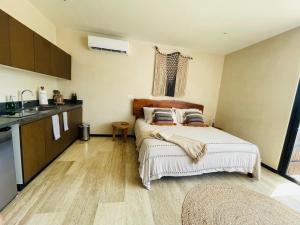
[133,98,204,119]
[132,98,255,185]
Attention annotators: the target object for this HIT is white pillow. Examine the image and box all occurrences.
[174,108,203,124]
[143,107,155,123]
[143,107,177,124]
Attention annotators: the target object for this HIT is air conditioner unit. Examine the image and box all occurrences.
[88,35,129,54]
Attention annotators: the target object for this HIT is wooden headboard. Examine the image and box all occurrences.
[133,98,204,118]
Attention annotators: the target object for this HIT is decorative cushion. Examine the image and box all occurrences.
[183,111,204,125]
[143,107,177,124]
[152,108,176,125]
[174,108,203,124]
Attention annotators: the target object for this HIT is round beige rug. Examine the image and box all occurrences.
[182,184,300,225]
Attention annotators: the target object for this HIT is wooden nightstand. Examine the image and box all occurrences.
[112,122,129,142]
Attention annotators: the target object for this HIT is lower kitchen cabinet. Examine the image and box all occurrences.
[68,107,83,144]
[21,119,46,184]
[20,107,82,184]
[44,116,62,163]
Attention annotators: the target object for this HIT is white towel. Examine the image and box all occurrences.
[63,112,69,131]
[52,114,61,140]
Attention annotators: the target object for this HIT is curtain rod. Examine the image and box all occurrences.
[154,46,193,60]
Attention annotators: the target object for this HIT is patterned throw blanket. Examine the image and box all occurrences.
[139,130,207,162]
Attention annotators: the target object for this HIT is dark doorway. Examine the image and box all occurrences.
[278,80,300,184]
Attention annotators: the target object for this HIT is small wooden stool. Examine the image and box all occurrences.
[112,122,129,142]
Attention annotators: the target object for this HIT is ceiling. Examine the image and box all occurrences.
[29,0,300,54]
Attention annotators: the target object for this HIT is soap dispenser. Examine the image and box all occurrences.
[39,86,48,105]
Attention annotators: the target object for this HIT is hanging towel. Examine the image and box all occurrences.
[52,114,61,140]
[63,112,69,131]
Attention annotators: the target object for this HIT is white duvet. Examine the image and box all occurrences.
[135,119,261,190]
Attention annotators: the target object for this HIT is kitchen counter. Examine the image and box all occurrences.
[0,117,20,129]
[0,103,82,129]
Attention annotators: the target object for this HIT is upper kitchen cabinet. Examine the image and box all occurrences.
[63,50,71,80]
[51,45,61,78]
[9,17,34,71]
[0,10,11,66]
[51,45,71,80]
[0,10,71,79]
[34,33,51,75]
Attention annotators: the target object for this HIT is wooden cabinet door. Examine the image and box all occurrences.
[50,45,59,78]
[34,33,51,75]
[59,113,71,151]
[56,48,66,79]
[45,117,59,164]
[44,116,62,163]
[57,113,70,154]
[9,17,34,70]
[21,119,46,184]
[51,45,64,78]
[62,52,71,80]
[63,108,82,145]
[0,10,10,66]
[69,108,83,142]
[51,45,71,79]
[57,109,82,151]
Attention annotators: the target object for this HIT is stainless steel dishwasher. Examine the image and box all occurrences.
[0,127,17,210]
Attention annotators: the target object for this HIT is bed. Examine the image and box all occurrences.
[133,99,261,189]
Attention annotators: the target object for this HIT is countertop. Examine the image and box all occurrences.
[0,103,82,129]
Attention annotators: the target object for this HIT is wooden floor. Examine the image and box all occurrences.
[2,137,300,225]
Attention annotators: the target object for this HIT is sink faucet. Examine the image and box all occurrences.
[21,89,33,109]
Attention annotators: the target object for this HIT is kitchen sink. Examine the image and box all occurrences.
[1,105,58,118]
[25,105,57,112]
[1,111,39,118]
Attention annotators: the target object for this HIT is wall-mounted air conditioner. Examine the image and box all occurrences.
[88,35,129,54]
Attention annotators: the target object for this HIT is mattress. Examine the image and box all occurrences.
[134,119,261,189]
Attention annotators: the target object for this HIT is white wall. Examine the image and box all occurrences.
[0,0,58,102]
[216,27,300,169]
[56,28,224,134]
[0,66,59,102]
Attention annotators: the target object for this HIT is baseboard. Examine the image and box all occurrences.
[90,134,112,137]
[90,134,135,138]
[261,162,300,184]
[261,162,278,174]
[17,184,25,191]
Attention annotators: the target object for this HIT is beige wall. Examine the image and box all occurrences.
[0,0,58,102]
[216,27,300,169]
[56,28,224,134]
[1,0,56,43]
